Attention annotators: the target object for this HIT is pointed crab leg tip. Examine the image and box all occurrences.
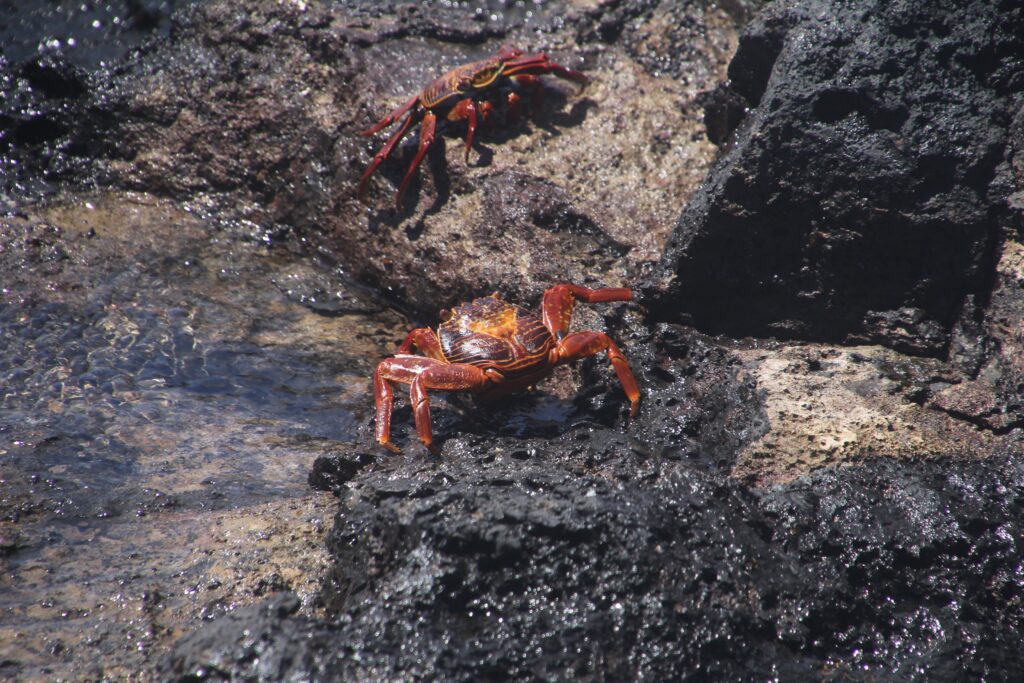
[379,440,402,454]
[394,188,410,210]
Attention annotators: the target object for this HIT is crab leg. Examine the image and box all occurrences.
[553,331,640,417]
[398,327,446,361]
[506,91,523,123]
[361,93,420,136]
[502,53,588,89]
[410,363,490,453]
[447,98,479,163]
[395,110,438,208]
[374,356,490,453]
[513,74,545,113]
[374,356,436,453]
[476,100,497,136]
[541,284,633,340]
[358,108,421,201]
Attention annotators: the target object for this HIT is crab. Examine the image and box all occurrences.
[373,284,640,454]
[358,45,588,208]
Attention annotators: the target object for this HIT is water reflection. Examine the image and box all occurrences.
[0,192,403,678]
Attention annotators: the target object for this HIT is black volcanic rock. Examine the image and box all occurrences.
[647,0,1024,356]
[165,453,1024,681]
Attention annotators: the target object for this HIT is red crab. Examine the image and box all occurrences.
[374,284,640,454]
[358,45,588,207]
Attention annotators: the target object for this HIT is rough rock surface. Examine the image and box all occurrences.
[159,1,1024,679]
[167,451,1024,681]
[647,0,1024,356]
[82,0,740,313]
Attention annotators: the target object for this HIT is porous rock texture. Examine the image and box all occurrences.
[166,455,1024,681]
[647,0,1024,357]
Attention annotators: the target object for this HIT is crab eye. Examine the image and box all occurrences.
[497,45,522,61]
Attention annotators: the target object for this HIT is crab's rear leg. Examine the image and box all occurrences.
[541,284,633,339]
[358,108,421,201]
[553,331,640,417]
[395,110,438,208]
[447,98,479,163]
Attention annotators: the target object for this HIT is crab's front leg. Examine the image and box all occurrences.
[447,98,479,163]
[541,284,633,339]
[552,331,640,417]
[398,327,445,361]
[395,110,438,208]
[358,107,422,202]
[374,356,490,454]
[361,93,420,136]
[410,363,492,453]
[502,53,588,90]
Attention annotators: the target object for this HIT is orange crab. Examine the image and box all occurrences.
[374,284,640,454]
[358,45,588,207]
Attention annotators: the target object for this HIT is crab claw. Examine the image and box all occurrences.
[502,51,589,90]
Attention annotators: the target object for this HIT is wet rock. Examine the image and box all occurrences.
[757,455,1024,680]
[164,451,1024,681]
[75,0,736,315]
[647,0,1024,356]
[271,262,383,315]
[308,452,375,492]
[6,1,1023,681]
[0,0,186,202]
[162,592,315,681]
[0,1,180,69]
[0,55,91,199]
[928,236,1024,433]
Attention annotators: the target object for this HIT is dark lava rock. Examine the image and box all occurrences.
[0,55,92,198]
[0,1,186,201]
[308,451,376,491]
[161,592,320,680]
[165,452,1024,681]
[647,0,1024,356]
